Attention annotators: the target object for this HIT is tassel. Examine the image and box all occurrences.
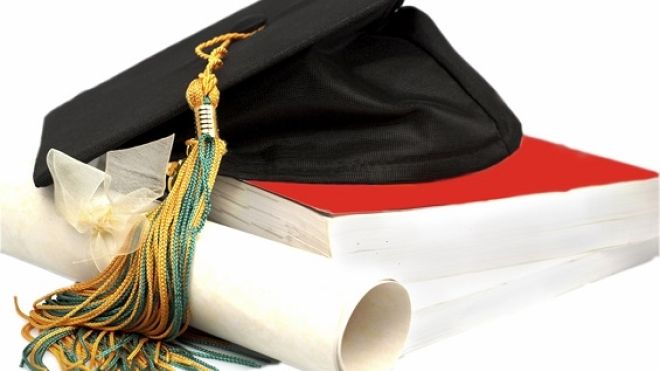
[15,30,265,371]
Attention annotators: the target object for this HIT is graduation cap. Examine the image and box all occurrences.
[33,0,521,188]
[21,0,522,369]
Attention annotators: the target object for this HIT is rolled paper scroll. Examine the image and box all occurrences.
[1,181,412,371]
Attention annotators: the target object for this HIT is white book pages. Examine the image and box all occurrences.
[211,177,658,281]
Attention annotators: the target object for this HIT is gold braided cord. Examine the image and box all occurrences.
[186,28,261,109]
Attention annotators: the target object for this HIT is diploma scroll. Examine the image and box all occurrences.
[1,183,411,371]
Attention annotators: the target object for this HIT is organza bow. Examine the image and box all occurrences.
[46,135,174,271]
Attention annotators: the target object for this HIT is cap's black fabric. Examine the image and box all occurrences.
[33,0,522,187]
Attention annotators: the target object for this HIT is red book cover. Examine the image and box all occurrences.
[248,136,657,215]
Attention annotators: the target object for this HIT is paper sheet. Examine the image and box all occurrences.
[0,182,411,371]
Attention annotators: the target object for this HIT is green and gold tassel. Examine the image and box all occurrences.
[15,30,266,371]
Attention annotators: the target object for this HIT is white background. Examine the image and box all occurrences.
[0,1,658,370]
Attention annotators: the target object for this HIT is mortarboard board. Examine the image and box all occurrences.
[33,0,522,187]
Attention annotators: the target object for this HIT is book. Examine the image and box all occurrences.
[209,136,658,282]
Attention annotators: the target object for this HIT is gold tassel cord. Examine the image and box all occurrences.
[15,29,266,371]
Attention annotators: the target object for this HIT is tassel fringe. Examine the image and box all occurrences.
[16,30,265,371]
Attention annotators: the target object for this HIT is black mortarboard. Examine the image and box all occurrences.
[33,0,522,187]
